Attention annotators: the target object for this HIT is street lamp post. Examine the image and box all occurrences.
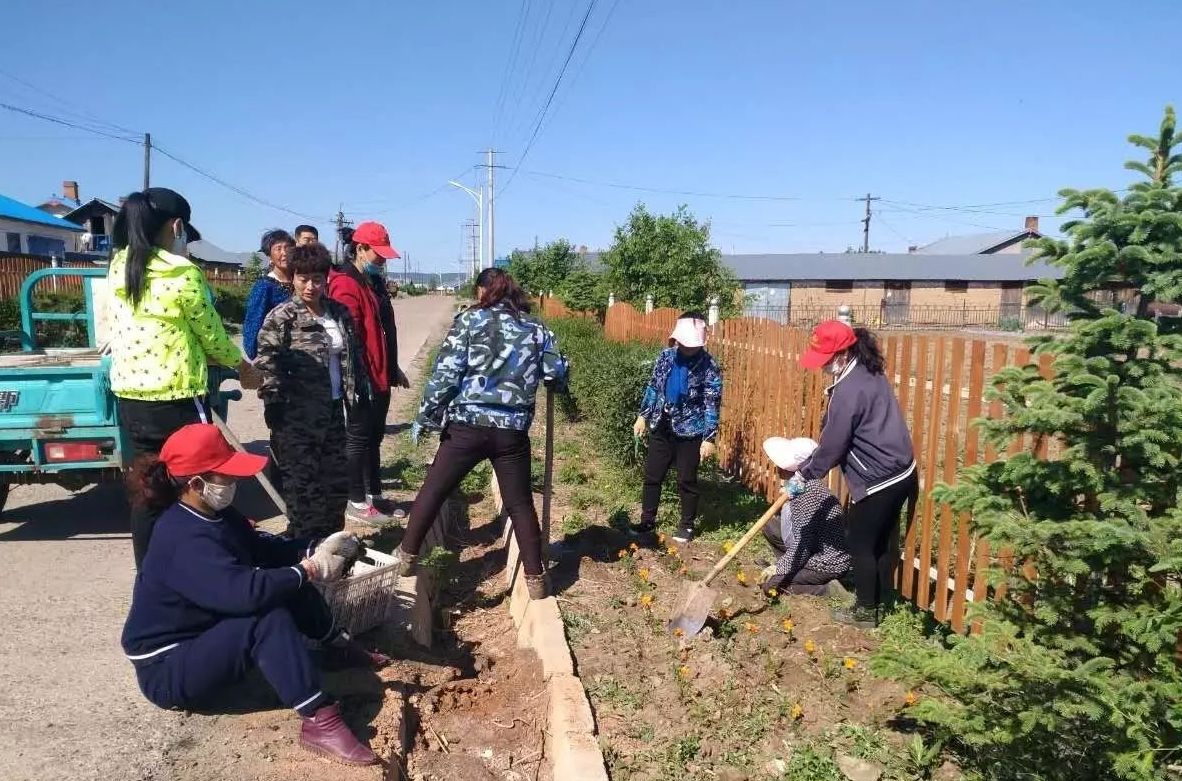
[448,180,483,279]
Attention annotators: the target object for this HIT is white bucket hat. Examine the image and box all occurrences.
[762,436,819,472]
[669,316,707,348]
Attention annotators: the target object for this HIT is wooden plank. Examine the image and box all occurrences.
[951,339,986,633]
[897,335,914,415]
[916,337,947,612]
[934,338,965,623]
[899,336,928,601]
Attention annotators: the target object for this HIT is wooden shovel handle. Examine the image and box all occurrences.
[701,492,789,587]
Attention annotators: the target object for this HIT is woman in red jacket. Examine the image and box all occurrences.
[328,226,395,525]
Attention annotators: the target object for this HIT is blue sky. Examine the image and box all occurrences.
[1,0,1179,272]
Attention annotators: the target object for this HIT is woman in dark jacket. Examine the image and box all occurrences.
[796,319,916,628]
[120,423,387,766]
[242,229,295,360]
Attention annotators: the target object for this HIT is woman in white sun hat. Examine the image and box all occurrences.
[632,310,723,543]
[758,437,852,597]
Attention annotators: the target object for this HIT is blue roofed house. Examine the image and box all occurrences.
[0,192,84,257]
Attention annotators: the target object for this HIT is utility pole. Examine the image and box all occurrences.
[333,209,353,264]
[484,149,497,269]
[142,133,151,191]
[860,193,881,253]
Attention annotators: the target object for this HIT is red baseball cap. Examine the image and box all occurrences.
[800,319,857,369]
[159,424,269,478]
[352,221,401,260]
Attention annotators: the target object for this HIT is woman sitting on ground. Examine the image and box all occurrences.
[120,424,389,767]
[758,437,852,597]
[395,268,568,599]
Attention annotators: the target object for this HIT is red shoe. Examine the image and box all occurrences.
[299,703,378,766]
[323,638,393,671]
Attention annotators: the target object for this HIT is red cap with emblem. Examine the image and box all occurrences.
[159,424,269,478]
[800,319,857,369]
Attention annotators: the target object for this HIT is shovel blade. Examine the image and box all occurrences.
[667,582,719,638]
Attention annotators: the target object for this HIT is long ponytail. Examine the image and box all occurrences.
[113,192,168,309]
[849,327,885,375]
[126,454,181,512]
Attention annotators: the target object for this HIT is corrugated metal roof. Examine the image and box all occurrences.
[0,193,84,231]
[728,252,1063,281]
[913,231,1032,255]
[188,239,253,267]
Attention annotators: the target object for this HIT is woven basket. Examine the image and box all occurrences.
[316,548,404,636]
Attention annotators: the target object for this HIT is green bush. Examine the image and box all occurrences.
[210,284,248,324]
[548,316,655,467]
[0,291,89,349]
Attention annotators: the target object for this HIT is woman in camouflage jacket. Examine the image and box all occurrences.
[255,243,370,539]
[396,268,568,599]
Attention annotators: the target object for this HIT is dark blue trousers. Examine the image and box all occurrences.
[133,587,334,717]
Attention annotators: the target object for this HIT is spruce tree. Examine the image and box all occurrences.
[872,108,1182,780]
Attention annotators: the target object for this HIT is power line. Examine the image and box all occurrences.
[152,144,327,221]
[491,0,533,144]
[519,168,804,201]
[0,67,142,137]
[0,101,139,144]
[498,0,600,197]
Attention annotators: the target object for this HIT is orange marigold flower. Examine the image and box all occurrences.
[804,639,817,655]
[673,627,685,638]
[904,691,919,706]
[638,567,650,581]
[790,703,804,720]
[767,588,779,598]
[677,665,691,679]
[736,571,748,585]
[744,622,760,633]
[781,618,795,633]
[843,657,857,670]
[667,546,679,557]
[639,594,653,607]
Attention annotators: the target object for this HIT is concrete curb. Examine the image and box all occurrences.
[493,476,610,781]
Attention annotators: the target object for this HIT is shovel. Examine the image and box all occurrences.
[668,492,789,637]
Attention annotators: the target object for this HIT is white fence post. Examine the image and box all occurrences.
[708,296,720,327]
[645,293,654,314]
[608,292,615,308]
[837,304,852,325]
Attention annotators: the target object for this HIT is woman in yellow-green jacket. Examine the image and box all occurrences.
[106,187,245,567]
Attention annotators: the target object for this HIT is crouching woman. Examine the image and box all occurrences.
[120,424,386,767]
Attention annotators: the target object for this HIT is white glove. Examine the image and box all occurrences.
[757,564,777,585]
[303,546,350,583]
[319,531,362,559]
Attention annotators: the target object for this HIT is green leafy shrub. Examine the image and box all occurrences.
[210,284,247,324]
[548,316,655,466]
[0,291,89,348]
[872,108,1182,781]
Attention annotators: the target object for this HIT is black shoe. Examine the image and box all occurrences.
[629,523,658,547]
[672,524,695,544]
[831,604,879,629]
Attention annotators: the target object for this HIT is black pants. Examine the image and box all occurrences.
[640,422,702,529]
[402,422,543,576]
[119,396,211,568]
[133,587,332,718]
[761,516,841,596]
[345,391,390,503]
[847,472,919,609]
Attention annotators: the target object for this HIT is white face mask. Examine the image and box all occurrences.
[194,477,236,512]
[828,356,848,376]
[171,225,189,256]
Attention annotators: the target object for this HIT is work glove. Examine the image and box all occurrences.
[302,545,351,583]
[757,564,777,585]
[263,403,285,430]
[699,440,717,461]
[319,531,363,560]
[632,416,647,437]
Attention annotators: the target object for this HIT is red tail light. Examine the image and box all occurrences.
[45,441,106,463]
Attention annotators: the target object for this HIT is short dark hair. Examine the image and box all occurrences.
[294,224,318,239]
[679,310,707,321]
[260,228,295,255]
[289,242,332,276]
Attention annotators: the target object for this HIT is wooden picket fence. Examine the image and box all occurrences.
[603,302,1047,633]
[0,255,247,300]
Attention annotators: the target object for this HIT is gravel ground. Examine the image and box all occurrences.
[0,294,457,781]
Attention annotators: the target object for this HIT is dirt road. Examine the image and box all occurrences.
[0,294,457,781]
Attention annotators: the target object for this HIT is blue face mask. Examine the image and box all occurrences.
[364,263,383,276]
